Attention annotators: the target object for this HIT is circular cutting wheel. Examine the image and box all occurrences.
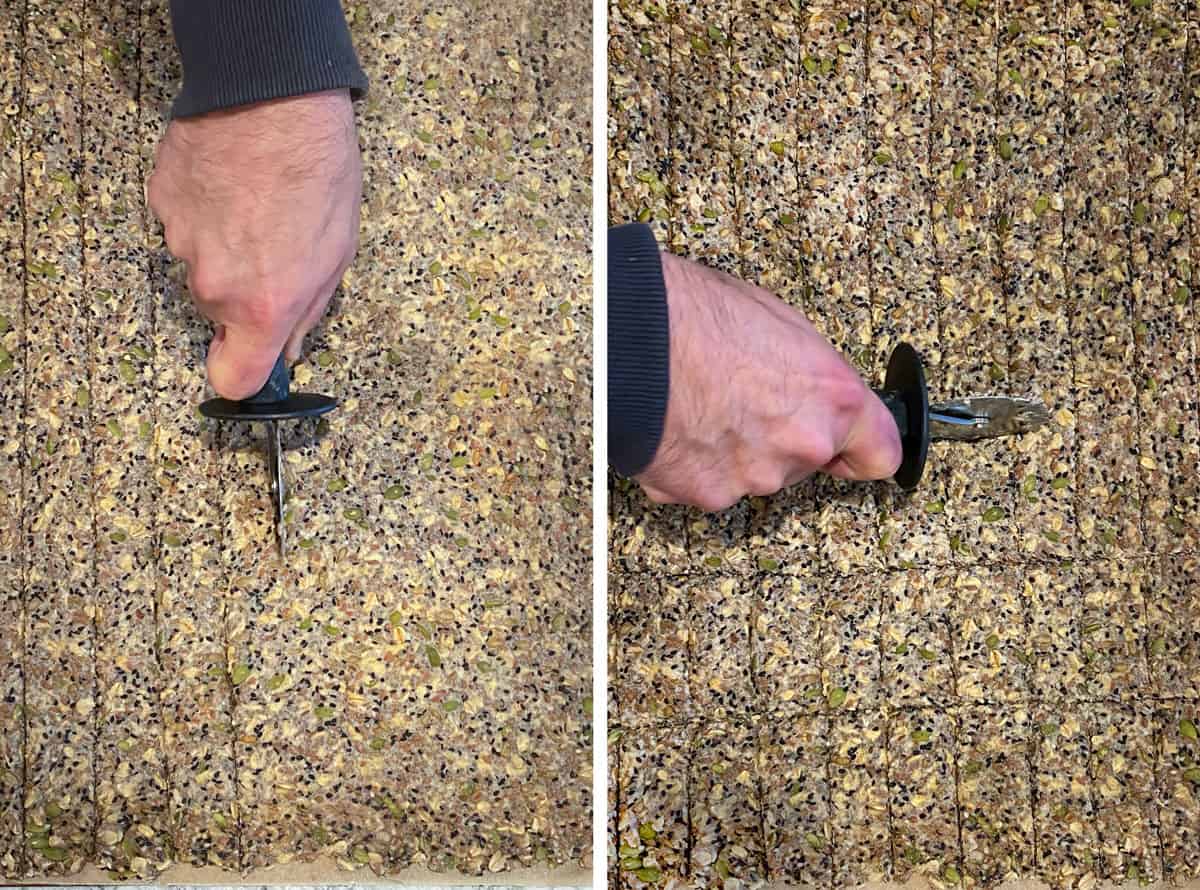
[883,342,929,490]
[199,393,338,422]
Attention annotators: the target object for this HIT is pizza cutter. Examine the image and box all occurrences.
[873,342,1051,489]
[199,353,337,555]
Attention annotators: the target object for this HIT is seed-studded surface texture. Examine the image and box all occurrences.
[608,0,1200,887]
[1,0,591,880]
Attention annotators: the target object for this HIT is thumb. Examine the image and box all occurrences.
[206,324,286,400]
[824,390,904,481]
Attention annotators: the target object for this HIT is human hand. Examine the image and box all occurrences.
[637,253,902,511]
[147,89,361,399]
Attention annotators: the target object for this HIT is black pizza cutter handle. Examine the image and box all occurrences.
[199,352,338,421]
[247,352,291,404]
[871,342,929,491]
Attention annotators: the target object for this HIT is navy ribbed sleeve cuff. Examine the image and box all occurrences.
[169,0,369,118]
[609,224,670,477]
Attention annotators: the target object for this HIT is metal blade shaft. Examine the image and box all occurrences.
[266,421,285,556]
[928,396,1052,442]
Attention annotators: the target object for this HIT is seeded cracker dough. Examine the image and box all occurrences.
[4,0,591,879]
[608,0,1200,885]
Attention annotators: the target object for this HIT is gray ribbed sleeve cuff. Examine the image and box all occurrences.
[608,224,670,477]
[169,0,369,118]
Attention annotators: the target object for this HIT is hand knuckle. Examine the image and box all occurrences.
[188,264,223,300]
[830,368,868,415]
[263,293,300,332]
[792,432,836,470]
[145,172,163,210]
[744,464,785,497]
[643,487,671,506]
[696,491,737,513]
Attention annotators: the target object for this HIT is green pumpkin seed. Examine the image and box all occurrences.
[998,135,1014,161]
[230,664,251,685]
[1181,719,1198,741]
[827,687,848,708]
